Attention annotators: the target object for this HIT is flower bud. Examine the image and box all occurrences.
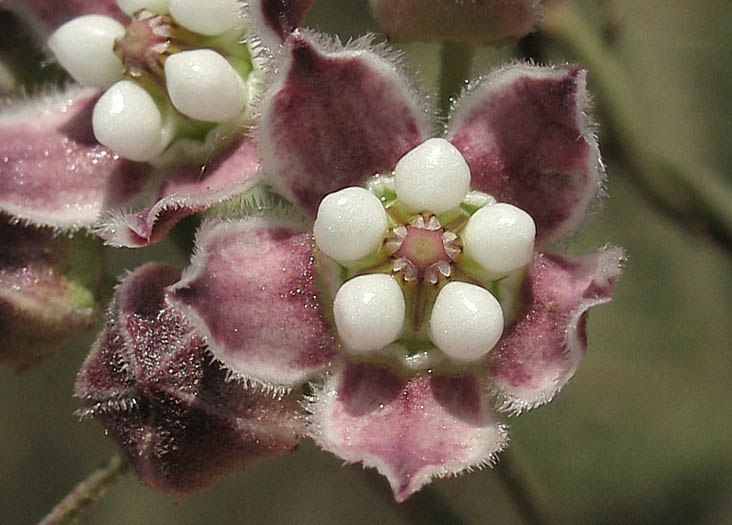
[369,0,542,45]
[0,219,103,370]
[75,263,303,496]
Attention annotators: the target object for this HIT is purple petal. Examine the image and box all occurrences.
[167,216,337,391]
[448,64,603,245]
[259,30,431,217]
[3,0,124,41]
[76,263,303,496]
[0,87,152,230]
[488,247,625,413]
[0,217,102,369]
[309,363,507,502]
[97,138,262,247]
[246,0,314,51]
[370,0,539,45]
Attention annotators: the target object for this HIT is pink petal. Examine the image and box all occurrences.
[0,87,152,231]
[167,216,337,391]
[0,217,102,369]
[489,247,625,413]
[246,0,315,51]
[76,263,304,497]
[309,363,508,502]
[97,138,262,247]
[3,0,124,41]
[370,0,540,45]
[258,30,431,217]
[448,64,603,245]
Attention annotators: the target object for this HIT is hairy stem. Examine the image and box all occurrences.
[541,0,732,254]
[39,455,129,525]
[495,446,552,525]
[438,41,474,118]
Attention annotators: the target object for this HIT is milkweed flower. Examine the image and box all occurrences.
[0,0,311,247]
[76,27,624,500]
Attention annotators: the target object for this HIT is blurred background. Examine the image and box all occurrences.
[1,0,730,523]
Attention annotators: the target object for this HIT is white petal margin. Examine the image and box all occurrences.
[447,64,603,245]
[307,363,508,502]
[333,274,405,353]
[313,187,388,262]
[394,138,471,214]
[490,247,625,414]
[166,215,338,393]
[165,49,247,123]
[116,0,170,15]
[48,15,125,89]
[169,0,242,35]
[92,80,173,161]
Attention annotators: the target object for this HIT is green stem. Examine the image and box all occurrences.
[541,0,732,254]
[495,446,552,525]
[438,41,475,118]
[39,455,129,525]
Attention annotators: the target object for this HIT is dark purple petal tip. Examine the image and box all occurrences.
[76,263,304,496]
[259,30,431,217]
[489,246,625,413]
[448,64,602,245]
[309,363,507,502]
[167,216,337,391]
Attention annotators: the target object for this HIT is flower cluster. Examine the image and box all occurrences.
[1,0,622,503]
[0,0,311,247]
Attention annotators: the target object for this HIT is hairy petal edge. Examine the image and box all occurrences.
[258,30,431,217]
[308,363,508,502]
[448,64,603,246]
[489,246,625,413]
[167,215,337,391]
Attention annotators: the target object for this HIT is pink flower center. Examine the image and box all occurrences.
[115,10,181,89]
[395,226,449,276]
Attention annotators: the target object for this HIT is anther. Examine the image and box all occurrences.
[441,231,462,261]
[385,226,407,254]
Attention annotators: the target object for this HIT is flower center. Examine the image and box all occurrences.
[114,9,251,97]
[398,226,445,268]
[47,1,254,162]
[391,215,456,281]
[313,138,536,372]
[115,11,181,91]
